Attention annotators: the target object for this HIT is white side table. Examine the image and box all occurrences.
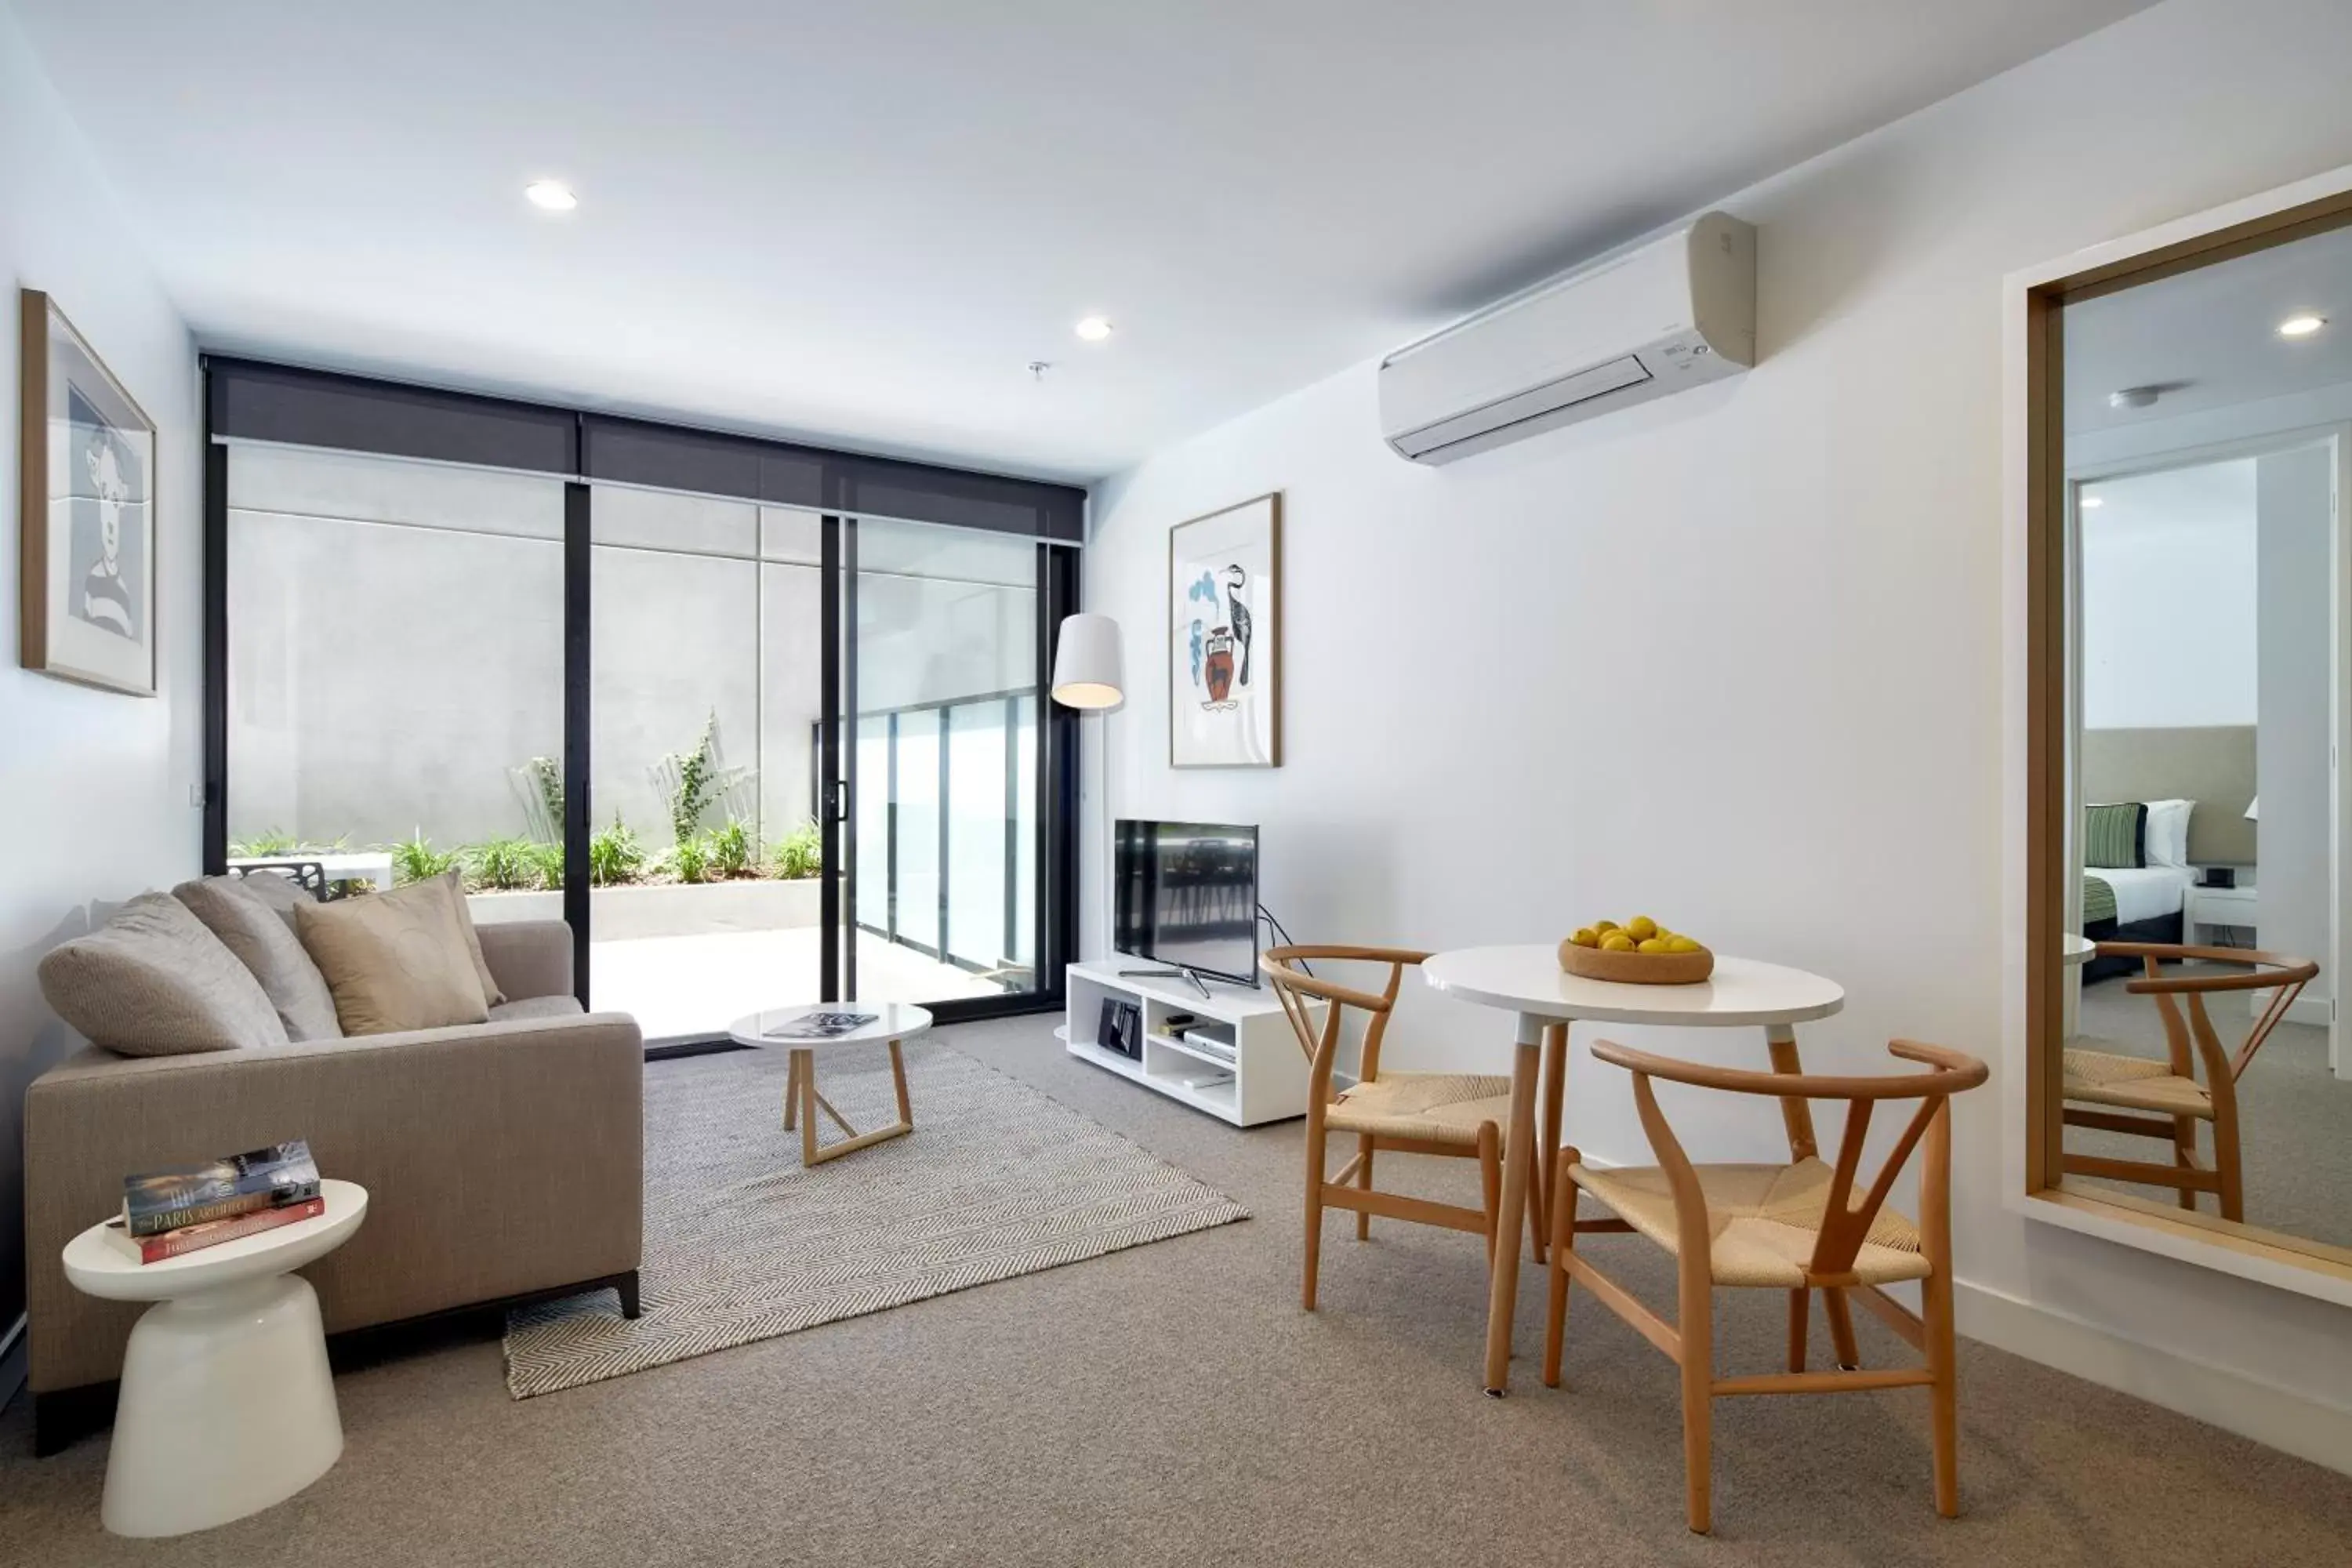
[63,1179,368,1537]
[2184,879,2258,946]
[728,1004,933,1166]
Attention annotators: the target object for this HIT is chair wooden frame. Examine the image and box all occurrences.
[1262,946,1544,1312]
[2061,943,2315,1223]
[1543,1038,1989,1535]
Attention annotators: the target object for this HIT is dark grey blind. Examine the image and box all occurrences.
[206,358,1083,542]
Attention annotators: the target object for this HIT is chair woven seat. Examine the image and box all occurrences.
[1569,1156,1930,1289]
[1324,1072,1514,1145]
[2062,1046,2212,1119]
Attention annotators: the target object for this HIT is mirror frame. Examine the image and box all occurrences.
[2010,163,2352,1304]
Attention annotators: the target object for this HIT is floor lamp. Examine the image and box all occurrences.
[1051,613,1124,964]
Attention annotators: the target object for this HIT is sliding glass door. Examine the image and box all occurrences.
[207,357,1080,1049]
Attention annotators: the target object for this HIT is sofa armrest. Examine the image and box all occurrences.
[25,1010,642,1395]
[476,918,574,1002]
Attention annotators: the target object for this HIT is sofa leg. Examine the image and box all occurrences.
[34,1385,117,1457]
[616,1270,642,1320]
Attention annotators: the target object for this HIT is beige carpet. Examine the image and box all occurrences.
[504,1041,1247,1396]
[3,1015,2350,1566]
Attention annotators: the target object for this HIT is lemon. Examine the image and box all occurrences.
[1665,935,1701,954]
[1637,938,1669,954]
[1626,916,1658,942]
[1594,919,1620,934]
[1570,927,1599,949]
[1600,931,1636,953]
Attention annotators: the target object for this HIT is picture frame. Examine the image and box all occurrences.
[1167,491,1281,768]
[18,289,158,696]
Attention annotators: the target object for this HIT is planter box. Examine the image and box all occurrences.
[467,877,823,940]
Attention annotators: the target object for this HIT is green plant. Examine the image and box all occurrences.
[589,817,645,887]
[389,830,460,885]
[771,818,822,880]
[466,837,540,892]
[523,840,566,891]
[229,829,296,858]
[703,817,754,877]
[670,837,708,885]
[653,711,746,851]
[516,756,564,845]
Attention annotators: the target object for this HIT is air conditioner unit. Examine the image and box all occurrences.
[1377,212,1756,464]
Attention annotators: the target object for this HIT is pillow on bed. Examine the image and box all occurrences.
[2084,802,2147,869]
[2142,798,2194,869]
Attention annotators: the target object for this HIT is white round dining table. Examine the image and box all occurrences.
[1421,945,1845,1395]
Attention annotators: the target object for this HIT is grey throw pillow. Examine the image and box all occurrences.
[228,866,317,931]
[174,877,344,1042]
[38,893,292,1057]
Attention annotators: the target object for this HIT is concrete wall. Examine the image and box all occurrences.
[0,0,199,1338]
[1081,0,2352,1469]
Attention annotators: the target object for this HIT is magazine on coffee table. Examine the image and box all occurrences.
[763,1011,880,1041]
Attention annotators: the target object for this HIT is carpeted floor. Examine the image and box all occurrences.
[2072,967,2352,1249]
[4,1014,2350,1566]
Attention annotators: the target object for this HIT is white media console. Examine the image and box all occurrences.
[1063,960,1319,1126]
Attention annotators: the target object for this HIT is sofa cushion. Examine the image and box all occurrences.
[431,869,506,1007]
[174,876,344,1042]
[230,866,318,931]
[37,893,291,1057]
[297,879,492,1036]
[488,995,586,1022]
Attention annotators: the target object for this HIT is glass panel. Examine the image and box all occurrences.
[849,517,1041,1005]
[946,701,1007,971]
[587,487,819,1041]
[892,708,942,955]
[226,448,564,916]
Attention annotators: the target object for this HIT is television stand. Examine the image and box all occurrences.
[1118,965,1214,1001]
[1062,961,1318,1127]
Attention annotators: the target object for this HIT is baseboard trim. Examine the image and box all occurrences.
[1955,1278,2352,1475]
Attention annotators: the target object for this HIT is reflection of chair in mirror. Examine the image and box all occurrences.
[1543,1038,1989,1535]
[1261,946,1544,1313]
[2061,942,2318,1222]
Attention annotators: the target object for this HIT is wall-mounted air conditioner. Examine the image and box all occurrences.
[1377,211,1756,464]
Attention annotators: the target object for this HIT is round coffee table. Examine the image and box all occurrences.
[728,1004,934,1166]
[62,1178,368,1537]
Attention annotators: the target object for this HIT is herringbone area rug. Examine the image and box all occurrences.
[503,1038,1248,1396]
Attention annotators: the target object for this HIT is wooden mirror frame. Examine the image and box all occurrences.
[2009,163,2352,1304]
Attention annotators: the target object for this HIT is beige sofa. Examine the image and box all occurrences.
[24,919,643,1454]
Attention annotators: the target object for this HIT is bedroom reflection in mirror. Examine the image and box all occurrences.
[2058,220,2351,1253]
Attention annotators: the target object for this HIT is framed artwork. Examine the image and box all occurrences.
[18,289,158,696]
[1168,492,1282,768]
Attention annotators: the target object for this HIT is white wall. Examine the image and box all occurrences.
[0,0,198,1334]
[2079,461,2256,730]
[2255,443,2333,998]
[1083,0,2352,1469]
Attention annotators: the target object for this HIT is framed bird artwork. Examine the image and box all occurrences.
[1167,492,1281,768]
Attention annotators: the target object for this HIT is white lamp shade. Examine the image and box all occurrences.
[2244,795,2259,822]
[1051,612,1124,710]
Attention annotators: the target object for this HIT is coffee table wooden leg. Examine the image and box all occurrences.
[889,1037,913,1127]
[1483,1018,1544,1396]
[782,1051,802,1131]
[795,1049,819,1165]
[1765,1023,1819,1161]
[797,1040,917,1167]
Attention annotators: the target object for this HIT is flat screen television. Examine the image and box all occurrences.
[1112,820,1260,986]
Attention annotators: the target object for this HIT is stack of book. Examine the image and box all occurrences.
[107,1141,324,1263]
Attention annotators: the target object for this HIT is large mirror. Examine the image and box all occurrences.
[2029,192,2352,1272]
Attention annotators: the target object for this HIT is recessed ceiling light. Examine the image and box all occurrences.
[2278,314,2326,338]
[525,180,578,212]
[1073,316,1113,343]
[2080,495,2105,509]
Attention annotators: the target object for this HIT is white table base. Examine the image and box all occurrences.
[104,1273,343,1537]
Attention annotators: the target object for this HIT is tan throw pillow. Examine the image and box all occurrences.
[429,869,506,1007]
[174,877,344,1042]
[296,879,493,1036]
[38,892,291,1057]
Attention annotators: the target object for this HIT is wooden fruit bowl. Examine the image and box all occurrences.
[1557,938,1715,985]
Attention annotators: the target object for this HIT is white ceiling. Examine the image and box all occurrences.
[2066,220,2352,433]
[16,0,2153,483]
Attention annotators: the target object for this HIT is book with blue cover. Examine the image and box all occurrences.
[123,1140,321,1237]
